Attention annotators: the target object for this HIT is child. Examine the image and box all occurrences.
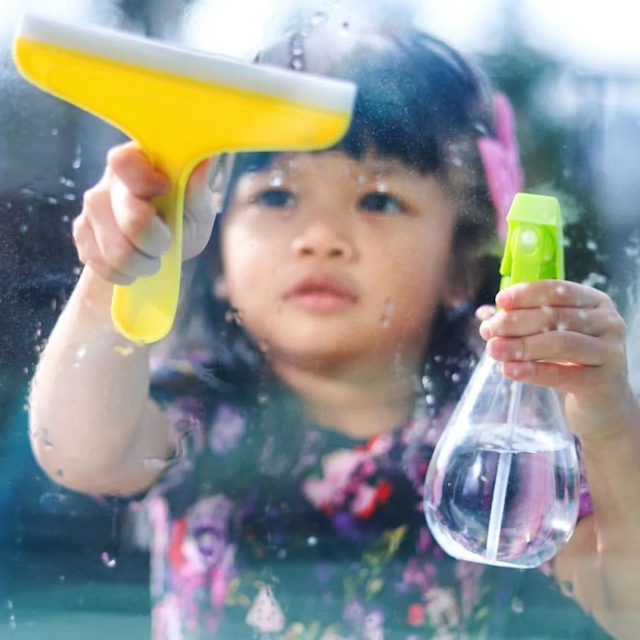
[29,23,640,640]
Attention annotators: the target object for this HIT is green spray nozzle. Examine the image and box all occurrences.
[499,193,565,291]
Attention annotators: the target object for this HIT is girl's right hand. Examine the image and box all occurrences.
[73,142,216,285]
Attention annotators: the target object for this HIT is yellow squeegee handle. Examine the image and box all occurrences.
[13,13,356,345]
[111,160,190,344]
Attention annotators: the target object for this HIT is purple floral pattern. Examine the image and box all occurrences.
[147,359,593,639]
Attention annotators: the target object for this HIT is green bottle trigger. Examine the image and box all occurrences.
[499,193,565,292]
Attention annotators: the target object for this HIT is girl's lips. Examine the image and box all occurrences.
[285,275,357,311]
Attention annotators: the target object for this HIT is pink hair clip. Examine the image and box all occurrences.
[477,93,524,241]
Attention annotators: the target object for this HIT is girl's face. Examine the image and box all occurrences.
[219,151,458,377]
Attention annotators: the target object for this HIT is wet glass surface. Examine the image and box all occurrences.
[0,1,638,638]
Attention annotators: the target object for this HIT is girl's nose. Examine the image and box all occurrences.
[291,216,355,261]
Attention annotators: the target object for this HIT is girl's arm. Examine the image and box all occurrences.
[29,267,172,496]
[554,412,640,640]
[29,143,215,497]
[479,281,640,640]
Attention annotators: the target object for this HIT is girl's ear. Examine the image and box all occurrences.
[213,275,230,300]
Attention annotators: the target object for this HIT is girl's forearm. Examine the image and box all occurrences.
[29,267,169,492]
[563,392,640,638]
[578,391,640,551]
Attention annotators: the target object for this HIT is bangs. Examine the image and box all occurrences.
[249,30,490,175]
[216,28,495,245]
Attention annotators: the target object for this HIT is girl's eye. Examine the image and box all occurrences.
[359,192,407,215]
[254,189,297,209]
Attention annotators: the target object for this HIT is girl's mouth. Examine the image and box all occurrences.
[285,274,357,311]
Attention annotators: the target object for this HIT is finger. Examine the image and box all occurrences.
[111,179,171,258]
[84,192,161,279]
[107,142,170,199]
[486,331,624,368]
[495,280,611,311]
[480,306,624,341]
[72,215,135,286]
[475,305,496,322]
[500,360,605,396]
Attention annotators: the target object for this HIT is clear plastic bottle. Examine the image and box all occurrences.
[423,353,579,568]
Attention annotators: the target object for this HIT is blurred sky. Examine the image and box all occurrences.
[1,0,640,69]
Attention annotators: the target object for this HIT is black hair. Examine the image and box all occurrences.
[155,26,506,481]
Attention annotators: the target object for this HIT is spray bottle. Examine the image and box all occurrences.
[423,193,580,568]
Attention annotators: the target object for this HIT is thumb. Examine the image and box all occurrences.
[182,157,217,260]
[185,157,214,218]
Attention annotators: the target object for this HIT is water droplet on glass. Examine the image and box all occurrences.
[225,308,243,325]
[277,548,287,559]
[269,170,284,187]
[51,127,59,136]
[61,215,70,223]
[100,551,117,569]
[292,58,304,71]
[291,37,304,57]
[586,239,598,252]
[72,145,82,170]
[47,196,59,205]
[340,21,350,36]
[451,372,461,383]
[582,272,607,287]
[20,224,28,234]
[39,491,67,511]
[143,458,168,470]
[307,536,318,546]
[356,174,367,185]
[258,340,271,354]
[63,193,76,201]
[258,392,268,405]
[59,177,76,188]
[77,346,87,360]
[380,298,394,328]
[555,284,566,296]
[557,321,568,332]
[113,345,135,357]
[376,182,388,194]
[510,597,524,613]
[9,613,16,629]
[311,10,327,26]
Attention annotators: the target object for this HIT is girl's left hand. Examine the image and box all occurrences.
[477,280,637,443]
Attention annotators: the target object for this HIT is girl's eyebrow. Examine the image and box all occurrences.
[360,160,418,180]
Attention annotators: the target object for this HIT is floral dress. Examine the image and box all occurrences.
[146,357,595,640]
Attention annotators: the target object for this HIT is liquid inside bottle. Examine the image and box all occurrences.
[423,354,580,568]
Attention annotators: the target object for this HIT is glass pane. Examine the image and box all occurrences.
[1,1,638,638]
